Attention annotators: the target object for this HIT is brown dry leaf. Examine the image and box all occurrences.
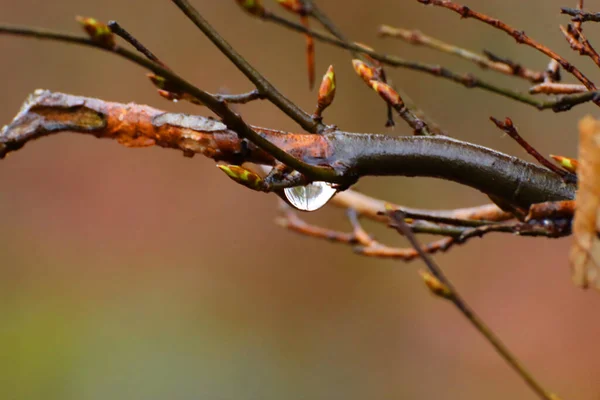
[570,116,600,290]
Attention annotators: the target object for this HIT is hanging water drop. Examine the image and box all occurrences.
[283,181,337,212]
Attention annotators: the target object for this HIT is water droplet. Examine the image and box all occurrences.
[283,181,336,212]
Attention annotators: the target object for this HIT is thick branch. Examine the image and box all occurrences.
[1,91,575,208]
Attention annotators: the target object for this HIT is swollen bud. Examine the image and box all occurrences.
[314,65,336,118]
[550,155,579,174]
[369,80,403,108]
[217,164,265,191]
[352,59,377,83]
[76,16,116,49]
[147,73,170,90]
[419,270,453,300]
[235,0,266,16]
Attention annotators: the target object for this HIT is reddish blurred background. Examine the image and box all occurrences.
[1,1,599,399]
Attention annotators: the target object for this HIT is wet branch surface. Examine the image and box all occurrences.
[0,91,575,209]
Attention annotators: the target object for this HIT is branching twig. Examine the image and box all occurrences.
[0,2,593,398]
[573,0,585,31]
[303,0,399,127]
[417,0,598,94]
[378,25,544,83]
[277,207,457,260]
[243,10,597,110]
[562,7,600,23]
[560,24,600,69]
[0,24,338,183]
[331,190,514,223]
[489,117,576,182]
[389,211,561,400]
[170,0,326,133]
[278,196,569,261]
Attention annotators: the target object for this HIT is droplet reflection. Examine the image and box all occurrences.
[283,181,337,212]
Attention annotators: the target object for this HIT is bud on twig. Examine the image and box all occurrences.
[550,155,579,173]
[276,0,305,14]
[313,65,336,119]
[235,0,266,17]
[76,16,116,49]
[419,270,453,300]
[217,164,265,191]
[147,73,203,105]
[352,59,378,83]
[369,80,404,108]
[355,59,431,134]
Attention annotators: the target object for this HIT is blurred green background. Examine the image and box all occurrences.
[1,1,600,399]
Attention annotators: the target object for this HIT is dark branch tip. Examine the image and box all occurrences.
[458,6,471,18]
[514,30,526,44]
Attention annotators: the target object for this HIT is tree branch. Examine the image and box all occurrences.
[0,24,338,182]
[245,8,599,110]
[378,25,545,83]
[1,91,576,209]
[418,0,598,93]
[170,0,324,133]
[390,211,560,400]
[331,190,514,223]
[562,7,600,23]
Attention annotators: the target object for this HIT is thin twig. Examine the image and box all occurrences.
[417,0,598,94]
[331,190,514,223]
[303,0,399,127]
[105,22,266,106]
[277,198,565,259]
[574,0,585,31]
[456,218,571,242]
[276,207,458,260]
[367,79,433,135]
[170,0,325,133]
[247,11,598,111]
[216,89,264,104]
[529,82,586,95]
[0,24,339,182]
[107,21,167,67]
[562,7,600,23]
[388,211,560,400]
[378,25,544,83]
[559,24,600,69]
[490,116,575,181]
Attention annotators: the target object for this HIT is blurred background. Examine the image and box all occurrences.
[1,1,599,399]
